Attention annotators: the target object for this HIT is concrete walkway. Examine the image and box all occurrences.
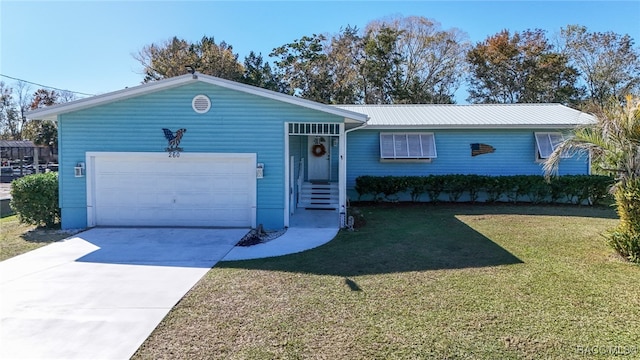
[225,209,339,261]
[223,227,339,261]
[0,228,247,360]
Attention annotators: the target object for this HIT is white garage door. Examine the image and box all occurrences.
[87,153,256,227]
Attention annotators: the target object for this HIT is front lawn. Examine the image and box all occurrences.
[133,204,639,359]
[0,215,72,261]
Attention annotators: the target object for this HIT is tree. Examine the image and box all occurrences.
[361,25,404,104]
[192,36,244,81]
[240,51,288,93]
[134,36,243,82]
[270,34,333,103]
[544,95,640,263]
[22,120,58,156]
[22,88,75,154]
[325,25,365,104]
[14,81,33,140]
[365,16,469,104]
[269,16,469,104]
[30,88,60,109]
[0,82,21,139]
[560,25,640,108]
[467,29,580,104]
[135,37,194,81]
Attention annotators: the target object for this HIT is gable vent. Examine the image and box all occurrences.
[192,94,211,114]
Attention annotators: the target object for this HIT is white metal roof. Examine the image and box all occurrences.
[27,73,369,123]
[335,104,596,129]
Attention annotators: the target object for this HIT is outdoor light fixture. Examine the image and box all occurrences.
[74,162,85,177]
[185,65,197,79]
[256,163,264,179]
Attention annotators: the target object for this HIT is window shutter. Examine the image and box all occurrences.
[421,134,437,157]
[394,134,409,157]
[379,133,437,159]
[380,134,395,158]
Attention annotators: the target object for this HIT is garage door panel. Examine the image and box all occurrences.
[90,153,256,227]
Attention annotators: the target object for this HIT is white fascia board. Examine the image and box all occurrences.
[27,75,198,121]
[196,75,369,123]
[27,73,369,124]
[360,124,585,130]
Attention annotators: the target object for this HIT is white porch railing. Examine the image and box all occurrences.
[296,157,304,208]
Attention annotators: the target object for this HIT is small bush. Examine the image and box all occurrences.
[442,174,467,202]
[608,230,640,263]
[424,175,445,202]
[608,178,640,263]
[406,176,428,202]
[465,175,487,203]
[10,172,60,228]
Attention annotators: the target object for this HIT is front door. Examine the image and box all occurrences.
[308,136,330,181]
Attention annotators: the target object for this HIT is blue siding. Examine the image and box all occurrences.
[59,82,344,229]
[346,128,589,195]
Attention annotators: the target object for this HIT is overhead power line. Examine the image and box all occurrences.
[0,74,95,97]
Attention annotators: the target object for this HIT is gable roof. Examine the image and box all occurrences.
[27,73,369,123]
[334,103,596,129]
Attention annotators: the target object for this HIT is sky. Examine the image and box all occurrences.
[1,0,639,103]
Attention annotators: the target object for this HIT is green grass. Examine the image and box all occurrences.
[133,203,639,360]
[0,215,70,261]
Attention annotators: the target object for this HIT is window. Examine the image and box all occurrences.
[534,132,564,160]
[380,133,437,159]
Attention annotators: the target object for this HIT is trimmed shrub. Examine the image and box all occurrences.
[378,176,407,201]
[442,174,467,202]
[10,172,60,228]
[424,175,445,202]
[355,175,376,200]
[527,176,552,204]
[407,176,428,202]
[353,174,614,206]
[465,175,487,203]
[484,176,509,203]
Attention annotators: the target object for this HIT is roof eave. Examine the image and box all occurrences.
[27,74,198,120]
[361,123,591,130]
[26,73,369,123]
[196,75,368,122]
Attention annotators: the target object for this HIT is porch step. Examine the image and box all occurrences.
[299,182,339,209]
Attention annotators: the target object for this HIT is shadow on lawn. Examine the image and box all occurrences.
[220,203,618,276]
[21,227,70,243]
[218,203,606,276]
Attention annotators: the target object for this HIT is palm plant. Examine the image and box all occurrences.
[544,95,640,263]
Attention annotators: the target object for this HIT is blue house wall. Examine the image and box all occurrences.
[58,82,344,229]
[345,128,589,199]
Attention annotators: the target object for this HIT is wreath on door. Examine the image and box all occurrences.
[312,144,327,157]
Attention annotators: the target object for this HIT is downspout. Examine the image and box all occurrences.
[340,118,369,226]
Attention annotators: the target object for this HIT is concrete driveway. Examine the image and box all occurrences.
[0,227,248,360]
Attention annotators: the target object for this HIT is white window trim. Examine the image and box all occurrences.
[534,132,564,161]
[379,132,437,160]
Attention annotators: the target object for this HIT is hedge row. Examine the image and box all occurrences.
[354,174,614,205]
